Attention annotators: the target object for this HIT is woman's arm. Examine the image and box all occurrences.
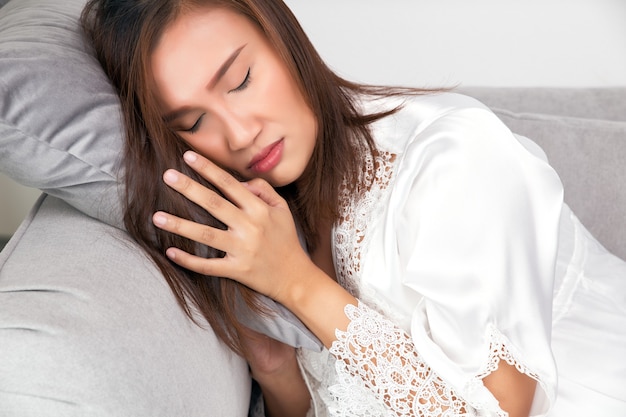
[483,362,536,417]
[154,151,535,417]
[288,275,536,417]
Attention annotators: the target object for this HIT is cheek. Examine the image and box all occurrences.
[272,71,317,138]
[180,135,224,163]
[258,60,304,111]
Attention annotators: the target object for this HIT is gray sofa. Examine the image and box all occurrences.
[2,92,625,417]
[1,0,625,416]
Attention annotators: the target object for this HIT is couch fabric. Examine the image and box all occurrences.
[0,194,251,416]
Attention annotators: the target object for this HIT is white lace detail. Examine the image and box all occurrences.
[472,325,541,386]
[334,149,396,298]
[328,302,470,417]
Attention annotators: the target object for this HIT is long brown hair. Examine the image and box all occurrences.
[81,0,432,354]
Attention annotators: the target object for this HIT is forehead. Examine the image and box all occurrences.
[150,7,262,107]
[161,6,255,43]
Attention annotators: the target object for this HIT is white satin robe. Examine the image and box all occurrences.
[298,93,626,417]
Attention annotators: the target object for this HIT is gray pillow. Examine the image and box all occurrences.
[0,0,321,351]
[0,0,124,228]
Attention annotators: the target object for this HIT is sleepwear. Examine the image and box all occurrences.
[299,93,626,417]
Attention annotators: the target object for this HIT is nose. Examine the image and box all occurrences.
[220,107,261,152]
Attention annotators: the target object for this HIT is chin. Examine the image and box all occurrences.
[263,167,303,188]
[268,177,294,188]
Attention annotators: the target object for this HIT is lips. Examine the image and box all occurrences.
[248,139,284,174]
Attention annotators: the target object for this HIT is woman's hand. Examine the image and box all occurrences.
[155,150,357,349]
[152,150,316,305]
[240,326,311,417]
[239,326,298,379]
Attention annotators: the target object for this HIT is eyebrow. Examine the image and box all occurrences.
[163,44,246,123]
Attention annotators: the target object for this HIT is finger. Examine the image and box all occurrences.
[182,151,257,207]
[164,246,234,279]
[162,169,240,227]
[153,211,232,252]
[243,178,288,209]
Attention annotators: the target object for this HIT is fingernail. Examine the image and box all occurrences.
[183,151,198,164]
[153,212,167,227]
[163,170,178,184]
[165,248,177,260]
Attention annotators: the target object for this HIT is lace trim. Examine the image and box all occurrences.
[468,325,541,399]
[329,302,470,417]
[334,149,397,298]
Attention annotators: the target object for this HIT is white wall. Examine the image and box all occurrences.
[284,0,626,88]
[1,0,625,237]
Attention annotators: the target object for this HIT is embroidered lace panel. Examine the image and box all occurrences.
[334,148,396,299]
[329,302,470,417]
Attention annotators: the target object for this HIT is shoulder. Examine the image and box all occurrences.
[360,91,490,116]
[362,92,503,153]
[361,91,561,202]
[379,91,562,219]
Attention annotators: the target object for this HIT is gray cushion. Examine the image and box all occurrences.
[0,0,124,228]
[0,0,321,351]
[0,194,251,416]
[461,87,626,122]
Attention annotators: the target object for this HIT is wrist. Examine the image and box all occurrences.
[272,254,324,308]
[279,260,332,312]
[280,263,357,348]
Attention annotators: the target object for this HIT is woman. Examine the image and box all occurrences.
[80,1,626,416]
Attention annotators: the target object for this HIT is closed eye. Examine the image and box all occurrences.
[229,68,251,93]
[181,114,204,134]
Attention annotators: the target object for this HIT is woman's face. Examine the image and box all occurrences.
[151,7,318,187]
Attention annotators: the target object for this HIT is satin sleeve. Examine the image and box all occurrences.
[388,106,562,415]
